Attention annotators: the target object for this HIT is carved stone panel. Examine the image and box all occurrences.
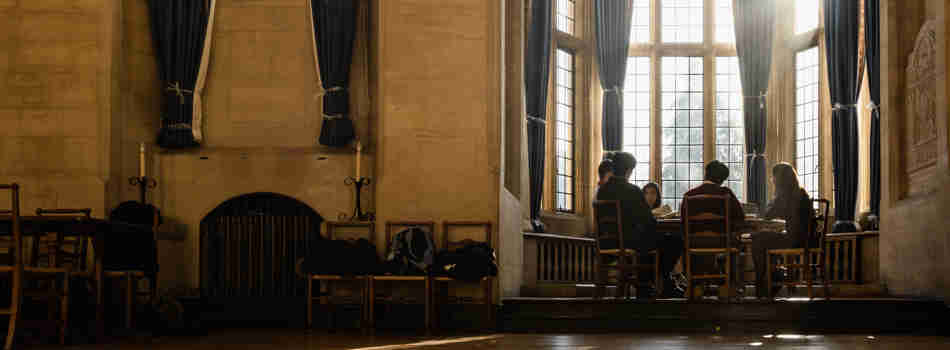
[905,20,939,195]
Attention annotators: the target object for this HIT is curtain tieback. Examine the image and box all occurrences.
[165,123,192,130]
[745,152,766,160]
[317,86,346,97]
[603,86,624,106]
[323,114,345,120]
[867,101,880,111]
[165,82,194,105]
[742,91,768,109]
[527,114,546,124]
[832,103,859,111]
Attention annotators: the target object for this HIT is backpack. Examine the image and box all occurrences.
[382,227,435,275]
[433,242,498,282]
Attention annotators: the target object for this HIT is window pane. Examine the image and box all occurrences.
[555,49,575,212]
[715,57,744,201]
[556,0,576,35]
[662,0,703,43]
[714,0,735,43]
[623,57,651,187]
[795,0,819,34]
[795,47,820,200]
[631,0,651,43]
[661,57,703,209]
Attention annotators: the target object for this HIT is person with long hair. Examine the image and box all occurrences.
[595,152,684,298]
[642,182,672,217]
[751,162,814,298]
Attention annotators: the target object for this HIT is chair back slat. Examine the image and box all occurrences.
[592,200,626,252]
[683,194,731,250]
[0,184,23,269]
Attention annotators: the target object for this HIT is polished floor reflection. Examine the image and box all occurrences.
[41,331,950,349]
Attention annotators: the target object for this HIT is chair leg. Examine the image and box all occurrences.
[424,277,431,335]
[724,252,731,303]
[60,274,70,345]
[484,278,494,330]
[125,273,134,330]
[306,276,313,330]
[685,253,693,301]
[766,254,773,300]
[5,269,22,350]
[806,254,813,300]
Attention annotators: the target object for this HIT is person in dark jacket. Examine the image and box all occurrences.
[751,162,814,298]
[595,151,683,298]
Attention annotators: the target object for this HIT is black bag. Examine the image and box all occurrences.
[303,238,379,276]
[433,242,498,282]
[381,227,434,275]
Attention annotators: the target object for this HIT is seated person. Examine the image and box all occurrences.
[597,154,614,187]
[595,151,684,298]
[679,160,746,227]
[643,182,673,217]
[751,162,814,298]
[679,161,746,292]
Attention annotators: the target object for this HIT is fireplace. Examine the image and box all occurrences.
[200,193,323,298]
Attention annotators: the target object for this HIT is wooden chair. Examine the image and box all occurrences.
[592,200,659,299]
[0,190,80,347]
[431,221,493,330]
[31,208,92,272]
[767,198,832,300]
[305,221,374,331]
[368,221,434,333]
[683,194,736,302]
[0,184,23,350]
[101,208,159,330]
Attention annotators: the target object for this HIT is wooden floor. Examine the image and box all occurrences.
[32,331,950,349]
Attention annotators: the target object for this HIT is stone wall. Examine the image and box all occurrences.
[0,0,120,217]
[372,0,504,297]
[129,0,375,288]
[879,0,950,301]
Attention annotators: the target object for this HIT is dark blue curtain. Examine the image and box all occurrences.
[824,0,861,232]
[148,0,213,149]
[594,0,632,151]
[526,0,553,233]
[866,0,881,221]
[732,0,775,209]
[312,0,357,147]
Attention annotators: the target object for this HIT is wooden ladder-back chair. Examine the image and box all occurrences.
[432,221,493,331]
[33,208,92,274]
[767,198,832,300]
[683,194,736,302]
[592,200,659,299]
[102,207,159,330]
[0,184,23,350]
[368,221,435,333]
[305,221,374,331]
[0,187,79,347]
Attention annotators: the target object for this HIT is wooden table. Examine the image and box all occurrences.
[657,216,786,236]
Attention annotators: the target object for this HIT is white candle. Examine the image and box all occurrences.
[139,142,146,178]
[355,141,362,179]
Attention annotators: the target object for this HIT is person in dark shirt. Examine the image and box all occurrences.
[751,162,814,298]
[679,160,746,228]
[595,152,684,298]
[679,161,746,291]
